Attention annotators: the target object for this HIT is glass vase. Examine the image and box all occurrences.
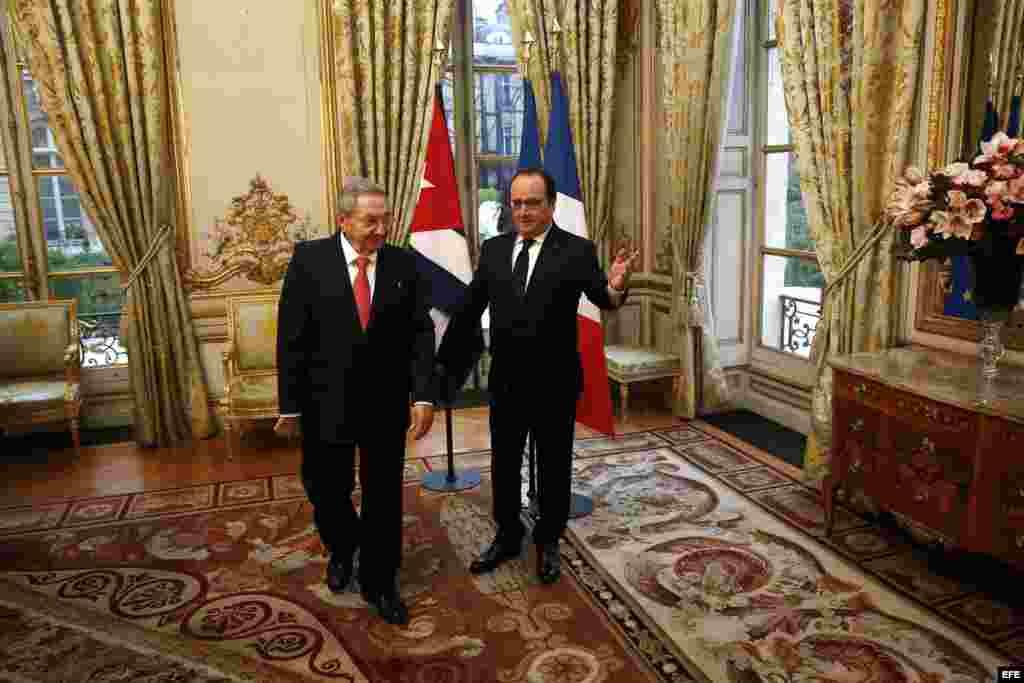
[978,308,1008,380]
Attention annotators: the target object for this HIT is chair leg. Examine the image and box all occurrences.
[621,384,630,422]
[71,418,81,453]
[224,419,235,460]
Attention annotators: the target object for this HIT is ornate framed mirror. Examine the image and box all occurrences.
[916,0,1024,348]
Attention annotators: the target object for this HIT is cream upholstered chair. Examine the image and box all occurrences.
[222,292,280,456]
[604,344,681,420]
[0,299,82,452]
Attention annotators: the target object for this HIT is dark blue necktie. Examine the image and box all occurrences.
[512,238,535,299]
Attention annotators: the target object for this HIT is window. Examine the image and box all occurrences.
[444,0,524,249]
[0,28,126,365]
[757,5,822,360]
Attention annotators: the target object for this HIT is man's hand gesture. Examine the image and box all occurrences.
[608,244,641,291]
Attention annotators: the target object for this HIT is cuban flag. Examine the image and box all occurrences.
[543,72,616,437]
[409,84,473,349]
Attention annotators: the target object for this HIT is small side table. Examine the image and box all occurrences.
[604,345,681,420]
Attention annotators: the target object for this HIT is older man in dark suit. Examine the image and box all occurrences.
[274,177,437,625]
[438,167,639,585]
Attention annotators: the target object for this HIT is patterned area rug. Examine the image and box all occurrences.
[0,457,652,681]
[0,422,1018,682]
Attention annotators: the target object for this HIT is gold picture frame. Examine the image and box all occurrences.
[916,0,1024,349]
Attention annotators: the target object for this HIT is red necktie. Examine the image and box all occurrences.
[354,256,371,330]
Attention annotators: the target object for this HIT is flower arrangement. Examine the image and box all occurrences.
[886,131,1024,310]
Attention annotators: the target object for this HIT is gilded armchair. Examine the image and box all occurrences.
[0,299,82,452]
[222,292,280,456]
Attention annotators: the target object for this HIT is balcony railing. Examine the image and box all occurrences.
[778,294,821,358]
[79,311,128,366]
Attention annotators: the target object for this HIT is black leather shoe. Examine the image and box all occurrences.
[361,589,410,626]
[537,543,561,585]
[469,540,521,574]
[325,555,353,594]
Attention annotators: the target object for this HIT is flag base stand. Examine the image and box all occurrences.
[422,468,482,492]
[568,493,593,518]
[525,431,593,520]
[421,401,481,493]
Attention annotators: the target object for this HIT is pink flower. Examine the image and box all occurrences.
[953,216,975,239]
[910,226,929,248]
[893,210,928,229]
[977,132,1013,164]
[947,190,988,223]
[991,199,1015,221]
[1008,176,1024,203]
[903,167,926,185]
[942,162,969,177]
[985,180,1009,203]
[991,163,1019,179]
[930,210,955,238]
[954,169,989,187]
[886,167,935,228]
[930,208,975,240]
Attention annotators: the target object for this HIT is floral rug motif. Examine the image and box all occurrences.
[566,424,1019,682]
[0,460,654,681]
[0,422,1018,682]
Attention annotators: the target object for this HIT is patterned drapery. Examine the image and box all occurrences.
[507,0,554,146]
[507,0,619,250]
[993,0,1024,132]
[776,0,927,485]
[332,0,454,245]
[659,0,735,418]
[13,0,215,446]
[0,10,44,300]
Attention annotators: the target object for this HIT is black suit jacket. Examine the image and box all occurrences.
[439,225,626,400]
[277,237,438,443]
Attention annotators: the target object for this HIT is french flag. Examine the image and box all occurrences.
[409,84,473,350]
[543,72,616,437]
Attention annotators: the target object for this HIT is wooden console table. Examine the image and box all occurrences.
[824,347,1024,570]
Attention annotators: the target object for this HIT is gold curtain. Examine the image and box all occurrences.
[13,0,214,446]
[659,0,735,418]
[993,0,1024,131]
[0,10,45,300]
[332,0,454,245]
[507,0,554,150]
[776,0,927,486]
[508,0,619,250]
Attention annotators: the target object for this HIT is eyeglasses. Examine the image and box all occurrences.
[351,214,392,229]
[505,198,548,211]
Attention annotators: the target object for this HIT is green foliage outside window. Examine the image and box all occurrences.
[0,239,120,312]
[49,275,122,316]
[0,240,24,302]
[783,160,825,290]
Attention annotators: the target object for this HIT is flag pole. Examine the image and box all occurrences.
[416,52,481,494]
[422,374,481,493]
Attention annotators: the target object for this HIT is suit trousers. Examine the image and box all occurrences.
[301,432,405,596]
[489,383,577,548]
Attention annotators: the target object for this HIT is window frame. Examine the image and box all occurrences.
[447,0,523,259]
[752,0,821,383]
[0,23,128,370]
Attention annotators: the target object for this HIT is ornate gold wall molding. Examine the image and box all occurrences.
[183,175,312,292]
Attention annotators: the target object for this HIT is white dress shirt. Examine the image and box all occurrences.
[513,226,625,301]
[339,231,377,298]
[279,233,432,418]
